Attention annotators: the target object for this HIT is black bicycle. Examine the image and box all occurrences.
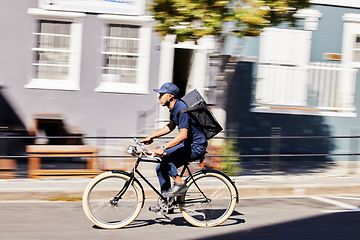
[82,138,239,229]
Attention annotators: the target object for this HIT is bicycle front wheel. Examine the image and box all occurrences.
[179,170,238,227]
[82,171,144,229]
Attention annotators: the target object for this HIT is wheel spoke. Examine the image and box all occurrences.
[82,172,143,229]
[208,188,227,199]
[180,171,237,227]
[90,200,111,214]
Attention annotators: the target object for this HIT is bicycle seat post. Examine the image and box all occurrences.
[179,162,190,178]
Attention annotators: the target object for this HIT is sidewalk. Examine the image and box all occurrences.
[0,162,359,201]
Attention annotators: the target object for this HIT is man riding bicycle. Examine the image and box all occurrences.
[141,82,208,199]
[82,84,237,226]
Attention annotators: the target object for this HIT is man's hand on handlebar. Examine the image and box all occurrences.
[139,137,166,157]
[140,137,153,145]
[150,147,166,157]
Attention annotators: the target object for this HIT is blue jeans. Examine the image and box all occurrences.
[156,143,207,193]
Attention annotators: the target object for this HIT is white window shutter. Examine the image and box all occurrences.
[256,28,311,106]
[259,28,311,66]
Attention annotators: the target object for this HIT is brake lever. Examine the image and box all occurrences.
[134,137,163,160]
[134,137,150,153]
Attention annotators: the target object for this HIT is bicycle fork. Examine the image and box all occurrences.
[109,176,134,206]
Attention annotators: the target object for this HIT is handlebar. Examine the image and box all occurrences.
[127,137,157,158]
[133,137,149,152]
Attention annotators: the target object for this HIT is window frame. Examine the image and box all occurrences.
[96,14,153,94]
[26,8,85,91]
[342,13,360,68]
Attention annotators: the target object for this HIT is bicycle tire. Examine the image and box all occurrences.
[179,170,238,227]
[82,171,144,229]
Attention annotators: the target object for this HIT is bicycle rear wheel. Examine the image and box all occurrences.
[179,170,238,227]
[82,171,144,229]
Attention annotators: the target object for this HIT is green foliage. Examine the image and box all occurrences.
[150,0,310,43]
[219,139,241,176]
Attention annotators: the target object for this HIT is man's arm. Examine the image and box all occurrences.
[141,120,176,144]
[163,128,188,149]
[151,128,188,156]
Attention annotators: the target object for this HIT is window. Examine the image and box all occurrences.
[254,28,312,106]
[342,13,360,68]
[34,20,71,80]
[96,15,152,94]
[253,27,357,117]
[26,8,85,90]
[352,35,360,62]
[102,24,140,84]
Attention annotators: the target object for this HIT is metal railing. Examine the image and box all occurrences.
[0,134,359,177]
[1,134,360,158]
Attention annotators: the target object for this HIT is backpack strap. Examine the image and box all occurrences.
[177,101,204,117]
[177,102,219,131]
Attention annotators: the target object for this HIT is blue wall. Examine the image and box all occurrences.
[225,4,360,161]
[311,5,360,155]
[310,5,360,62]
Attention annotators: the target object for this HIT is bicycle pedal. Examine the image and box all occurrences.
[149,206,161,213]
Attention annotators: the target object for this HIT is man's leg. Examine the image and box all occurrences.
[161,149,189,197]
[163,144,207,197]
[156,161,188,197]
[150,160,179,213]
[156,162,171,194]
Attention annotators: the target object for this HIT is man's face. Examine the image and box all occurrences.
[158,93,172,106]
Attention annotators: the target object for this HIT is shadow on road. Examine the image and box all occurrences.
[157,210,245,228]
[92,210,245,230]
[92,219,159,230]
[197,211,360,240]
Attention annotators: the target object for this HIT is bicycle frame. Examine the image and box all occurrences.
[111,152,208,205]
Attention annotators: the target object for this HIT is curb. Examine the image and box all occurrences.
[1,183,360,201]
[237,183,360,198]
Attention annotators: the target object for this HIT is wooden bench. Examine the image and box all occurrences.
[0,159,17,179]
[26,145,99,179]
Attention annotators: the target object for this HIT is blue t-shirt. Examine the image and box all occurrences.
[170,99,207,147]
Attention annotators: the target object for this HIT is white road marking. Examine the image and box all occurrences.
[310,196,360,213]
[327,196,360,201]
[322,209,360,213]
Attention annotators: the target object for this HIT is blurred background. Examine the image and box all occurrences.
[1,0,360,179]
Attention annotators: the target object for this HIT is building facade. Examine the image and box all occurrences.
[0,0,161,140]
[0,0,219,142]
[224,0,360,158]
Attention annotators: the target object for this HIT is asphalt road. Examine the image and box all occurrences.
[0,196,359,240]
